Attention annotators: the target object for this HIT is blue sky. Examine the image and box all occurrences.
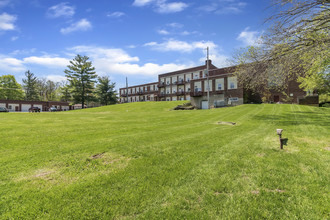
[0,0,270,90]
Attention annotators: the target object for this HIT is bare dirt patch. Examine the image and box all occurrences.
[251,190,260,194]
[34,170,53,178]
[90,152,105,159]
[218,121,236,125]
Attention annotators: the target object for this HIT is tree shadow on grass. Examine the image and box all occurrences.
[253,111,330,127]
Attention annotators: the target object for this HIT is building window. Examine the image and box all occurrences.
[228,77,237,89]
[218,84,222,90]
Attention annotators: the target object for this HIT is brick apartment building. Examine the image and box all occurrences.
[119,60,313,109]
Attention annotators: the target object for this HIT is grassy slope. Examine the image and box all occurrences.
[0,102,329,219]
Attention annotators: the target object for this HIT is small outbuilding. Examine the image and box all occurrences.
[0,100,71,112]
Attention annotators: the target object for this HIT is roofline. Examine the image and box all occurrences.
[120,81,158,90]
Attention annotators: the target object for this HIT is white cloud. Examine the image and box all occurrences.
[0,12,16,31]
[107,11,125,18]
[0,55,25,72]
[11,36,18,41]
[156,1,188,13]
[46,75,67,82]
[157,29,170,35]
[126,45,137,49]
[133,0,155,7]
[0,54,69,73]
[198,0,246,14]
[60,19,92,34]
[23,56,69,67]
[144,39,217,53]
[69,46,139,63]
[67,45,193,76]
[167,22,183,28]
[97,61,190,76]
[236,27,262,46]
[47,2,75,18]
[133,0,188,13]
[180,30,199,36]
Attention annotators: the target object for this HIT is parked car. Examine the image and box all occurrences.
[49,107,57,112]
[0,107,9,112]
[29,107,41,113]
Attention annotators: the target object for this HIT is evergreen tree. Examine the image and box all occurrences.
[0,75,24,100]
[96,76,117,105]
[59,82,72,102]
[64,55,97,108]
[22,70,39,101]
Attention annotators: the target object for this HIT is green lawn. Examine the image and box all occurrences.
[0,102,329,219]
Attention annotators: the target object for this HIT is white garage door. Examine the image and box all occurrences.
[21,104,31,112]
[62,106,69,111]
[0,103,6,108]
[34,105,43,111]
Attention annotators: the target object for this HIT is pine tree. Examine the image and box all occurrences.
[64,54,97,108]
[22,70,40,101]
[96,76,117,105]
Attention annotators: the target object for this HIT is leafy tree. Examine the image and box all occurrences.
[64,54,97,108]
[36,78,47,101]
[59,81,72,102]
[0,75,24,100]
[22,70,40,101]
[232,0,329,98]
[45,80,60,101]
[96,76,117,105]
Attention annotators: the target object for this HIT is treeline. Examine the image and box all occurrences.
[0,54,117,107]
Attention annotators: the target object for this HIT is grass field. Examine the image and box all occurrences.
[0,102,329,219]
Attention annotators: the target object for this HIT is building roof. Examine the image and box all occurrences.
[158,60,217,77]
[120,82,158,90]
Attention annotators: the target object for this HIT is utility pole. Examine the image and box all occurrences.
[206,47,210,109]
[126,77,129,103]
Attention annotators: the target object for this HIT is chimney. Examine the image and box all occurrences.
[205,59,212,66]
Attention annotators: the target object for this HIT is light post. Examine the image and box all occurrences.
[205,47,210,109]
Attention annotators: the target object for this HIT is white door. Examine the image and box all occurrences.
[201,101,209,109]
[21,104,31,112]
[34,105,43,111]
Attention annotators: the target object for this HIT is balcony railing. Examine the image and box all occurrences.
[177,80,185,85]
[159,93,165,97]
[190,91,203,97]
[137,91,144,95]
[158,82,165,88]
[176,91,185,95]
